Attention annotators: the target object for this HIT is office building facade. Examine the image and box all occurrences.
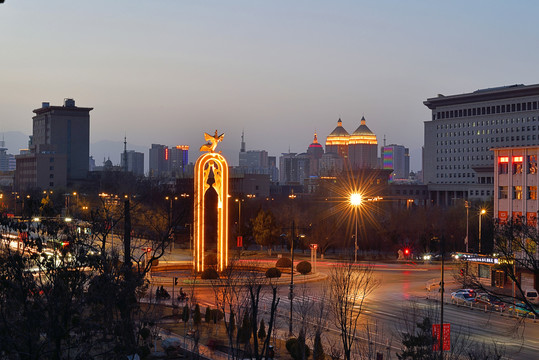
[424,84,539,204]
[121,150,145,177]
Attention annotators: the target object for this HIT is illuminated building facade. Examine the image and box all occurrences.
[170,145,189,176]
[492,146,539,225]
[349,116,378,169]
[306,133,324,176]
[382,144,410,180]
[325,118,349,160]
[193,131,229,273]
[424,84,539,204]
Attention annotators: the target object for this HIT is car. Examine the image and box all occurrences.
[452,288,477,297]
[524,289,539,305]
[509,302,536,317]
[475,293,506,311]
[451,291,476,304]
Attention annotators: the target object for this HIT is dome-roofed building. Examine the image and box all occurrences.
[325,118,349,160]
[306,132,324,176]
[349,116,378,169]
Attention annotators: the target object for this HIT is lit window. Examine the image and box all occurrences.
[513,186,522,200]
[528,186,537,200]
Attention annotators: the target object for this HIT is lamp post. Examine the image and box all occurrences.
[465,201,470,252]
[478,208,486,253]
[350,193,362,263]
[165,196,178,252]
[235,198,243,247]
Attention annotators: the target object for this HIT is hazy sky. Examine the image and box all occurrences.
[2,1,539,171]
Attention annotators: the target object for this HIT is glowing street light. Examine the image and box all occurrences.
[349,192,362,263]
[478,208,486,253]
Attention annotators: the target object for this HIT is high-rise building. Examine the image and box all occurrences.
[306,133,324,176]
[279,152,299,184]
[149,144,169,178]
[170,145,189,176]
[31,99,91,180]
[325,118,349,160]
[0,139,15,172]
[349,116,378,169]
[382,144,410,180]
[15,99,91,190]
[423,84,539,204]
[120,150,145,176]
[238,133,278,181]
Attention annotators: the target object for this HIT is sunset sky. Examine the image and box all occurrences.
[2,1,538,170]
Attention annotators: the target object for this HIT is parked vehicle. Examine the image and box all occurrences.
[524,289,539,305]
[509,302,536,317]
[475,293,506,311]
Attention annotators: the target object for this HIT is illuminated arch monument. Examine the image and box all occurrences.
[193,131,229,272]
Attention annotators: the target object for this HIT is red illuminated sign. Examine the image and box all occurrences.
[165,148,169,160]
[432,323,451,351]
[499,157,509,163]
[512,156,523,162]
[498,211,508,225]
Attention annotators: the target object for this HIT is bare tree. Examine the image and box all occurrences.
[329,263,379,360]
[211,260,280,360]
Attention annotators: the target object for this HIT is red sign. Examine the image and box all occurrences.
[237,236,243,247]
[498,211,508,225]
[527,212,537,226]
[432,323,450,351]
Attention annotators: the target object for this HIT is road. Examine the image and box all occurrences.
[154,259,539,359]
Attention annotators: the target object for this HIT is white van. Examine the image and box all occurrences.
[524,289,539,305]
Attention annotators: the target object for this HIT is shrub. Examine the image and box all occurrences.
[265,267,282,278]
[139,327,151,340]
[276,257,292,268]
[296,261,312,275]
[201,268,219,279]
[211,309,224,323]
[205,306,212,323]
[205,253,218,266]
[286,337,311,360]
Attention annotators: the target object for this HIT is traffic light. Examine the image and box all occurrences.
[404,248,410,256]
[460,268,464,277]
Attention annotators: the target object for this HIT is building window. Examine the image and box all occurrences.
[528,155,537,174]
[498,157,509,174]
[49,157,54,163]
[513,186,522,200]
[499,186,508,199]
[513,158,523,174]
[528,186,537,200]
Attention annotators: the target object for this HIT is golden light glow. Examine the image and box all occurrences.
[480,209,486,215]
[350,192,362,206]
[193,152,229,273]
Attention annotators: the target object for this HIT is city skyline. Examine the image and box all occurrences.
[2,1,539,171]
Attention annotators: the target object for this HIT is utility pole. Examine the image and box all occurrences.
[288,220,295,337]
[439,235,445,360]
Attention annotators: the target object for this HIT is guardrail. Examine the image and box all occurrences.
[426,291,537,321]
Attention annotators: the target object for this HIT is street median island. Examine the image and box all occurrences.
[149,260,327,287]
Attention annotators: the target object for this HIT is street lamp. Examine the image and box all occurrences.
[478,208,486,253]
[465,201,470,252]
[235,198,244,247]
[165,196,178,252]
[350,192,362,263]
